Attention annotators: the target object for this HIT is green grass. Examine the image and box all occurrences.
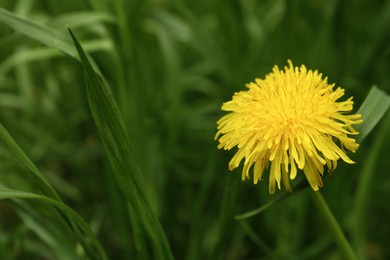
[0,0,390,259]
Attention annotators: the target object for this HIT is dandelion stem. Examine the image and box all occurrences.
[310,190,357,260]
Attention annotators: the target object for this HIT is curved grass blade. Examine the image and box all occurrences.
[0,123,59,200]
[355,85,390,142]
[0,187,107,260]
[0,125,106,259]
[0,39,112,78]
[0,7,74,57]
[68,28,173,259]
[16,206,82,260]
[237,220,274,256]
[235,178,308,220]
[50,11,116,30]
[352,112,390,257]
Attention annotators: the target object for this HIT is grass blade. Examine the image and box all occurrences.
[352,112,390,258]
[68,28,173,259]
[237,220,274,256]
[0,186,107,260]
[356,85,390,142]
[0,39,111,77]
[0,7,74,56]
[16,207,81,260]
[0,123,59,200]
[235,178,308,219]
[0,124,107,259]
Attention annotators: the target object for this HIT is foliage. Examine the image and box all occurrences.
[0,0,389,259]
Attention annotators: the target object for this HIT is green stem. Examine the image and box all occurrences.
[310,190,357,260]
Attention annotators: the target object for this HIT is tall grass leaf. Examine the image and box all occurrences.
[0,186,107,260]
[16,207,81,260]
[0,123,59,200]
[237,220,274,256]
[356,85,390,143]
[235,178,308,219]
[0,7,74,56]
[0,39,112,84]
[68,28,173,259]
[0,125,106,259]
[50,11,116,30]
[352,112,390,258]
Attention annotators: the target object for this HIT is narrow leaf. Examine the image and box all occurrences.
[0,7,74,56]
[0,123,59,200]
[235,178,308,219]
[0,126,106,259]
[237,220,273,256]
[16,208,81,260]
[0,187,107,260]
[351,112,390,255]
[356,85,390,142]
[68,28,173,259]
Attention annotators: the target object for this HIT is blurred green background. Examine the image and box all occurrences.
[0,0,389,259]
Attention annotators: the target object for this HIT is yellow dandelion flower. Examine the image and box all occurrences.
[215,60,362,194]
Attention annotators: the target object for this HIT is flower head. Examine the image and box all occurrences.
[215,60,362,194]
